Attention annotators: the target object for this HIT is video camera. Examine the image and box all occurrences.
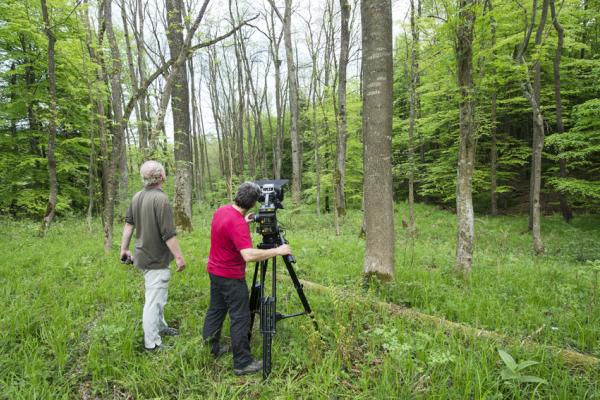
[252,179,288,239]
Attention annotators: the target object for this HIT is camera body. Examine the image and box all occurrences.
[253,179,287,239]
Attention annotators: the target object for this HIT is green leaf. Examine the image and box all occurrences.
[514,375,548,385]
[515,360,539,371]
[498,349,517,371]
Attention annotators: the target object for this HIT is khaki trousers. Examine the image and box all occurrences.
[142,268,171,349]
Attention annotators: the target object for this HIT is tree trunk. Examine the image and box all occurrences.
[103,0,126,252]
[230,0,245,176]
[454,0,477,278]
[335,0,350,218]
[407,0,420,230]
[530,0,549,254]
[134,0,150,153]
[162,0,210,233]
[279,0,302,204]
[39,0,58,236]
[361,0,395,280]
[549,0,572,223]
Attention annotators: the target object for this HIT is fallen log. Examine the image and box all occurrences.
[295,278,599,369]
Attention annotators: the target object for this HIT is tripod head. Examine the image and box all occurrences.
[252,179,288,238]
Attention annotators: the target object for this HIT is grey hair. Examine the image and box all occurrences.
[140,160,165,187]
[234,182,262,210]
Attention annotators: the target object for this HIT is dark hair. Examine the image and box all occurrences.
[234,182,262,210]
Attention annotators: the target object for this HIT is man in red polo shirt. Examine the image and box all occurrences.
[202,182,291,376]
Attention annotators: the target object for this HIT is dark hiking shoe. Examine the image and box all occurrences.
[143,344,162,352]
[213,344,231,358]
[234,360,263,376]
[159,327,179,336]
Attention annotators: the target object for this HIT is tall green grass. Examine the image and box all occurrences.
[1,203,599,398]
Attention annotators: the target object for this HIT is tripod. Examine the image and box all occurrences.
[248,231,318,379]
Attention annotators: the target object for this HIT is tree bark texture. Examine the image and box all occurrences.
[39,0,58,236]
[335,0,351,217]
[530,0,549,254]
[164,0,210,232]
[282,0,302,204]
[550,0,573,222]
[454,0,477,278]
[103,0,126,252]
[361,0,395,280]
[487,0,498,216]
[407,0,420,230]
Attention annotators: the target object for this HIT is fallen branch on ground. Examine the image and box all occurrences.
[295,278,599,369]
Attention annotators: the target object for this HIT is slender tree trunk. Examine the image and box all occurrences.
[454,0,477,278]
[189,58,203,200]
[361,0,395,280]
[335,0,350,219]
[39,0,58,236]
[550,0,572,223]
[280,0,302,204]
[197,76,213,190]
[407,0,420,230]
[134,0,150,152]
[208,50,225,177]
[103,0,126,252]
[530,0,549,254]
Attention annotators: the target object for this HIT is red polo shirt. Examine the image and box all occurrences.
[207,205,254,279]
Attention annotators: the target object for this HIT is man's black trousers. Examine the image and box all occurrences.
[202,273,253,369]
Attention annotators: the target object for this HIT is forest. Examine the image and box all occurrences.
[1,0,600,398]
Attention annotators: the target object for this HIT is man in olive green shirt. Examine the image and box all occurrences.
[120,160,186,351]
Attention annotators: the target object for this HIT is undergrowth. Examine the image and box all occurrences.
[1,202,599,398]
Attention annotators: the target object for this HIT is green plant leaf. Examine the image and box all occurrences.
[514,375,548,385]
[498,349,517,371]
[515,360,539,371]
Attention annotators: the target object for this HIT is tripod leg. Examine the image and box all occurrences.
[282,256,319,331]
[248,262,261,339]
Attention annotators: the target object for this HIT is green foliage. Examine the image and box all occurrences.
[498,349,548,385]
[2,205,600,397]
[391,0,600,213]
[546,99,600,209]
[0,0,100,217]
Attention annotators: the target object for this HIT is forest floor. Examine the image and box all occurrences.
[2,203,600,399]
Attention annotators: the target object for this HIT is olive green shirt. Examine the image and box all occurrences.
[125,187,177,270]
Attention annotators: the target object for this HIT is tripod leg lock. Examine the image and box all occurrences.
[260,297,276,334]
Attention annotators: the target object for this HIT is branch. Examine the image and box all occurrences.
[124,15,258,121]
[266,0,284,22]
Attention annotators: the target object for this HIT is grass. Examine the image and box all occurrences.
[1,201,599,399]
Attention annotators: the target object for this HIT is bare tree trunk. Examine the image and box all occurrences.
[550,0,572,223]
[334,0,350,220]
[407,0,420,230]
[103,0,126,252]
[189,58,203,201]
[270,0,302,204]
[161,0,210,232]
[485,0,499,216]
[208,49,225,177]
[197,77,213,190]
[454,0,477,278]
[39,0,58,236]
[530,0,548,254]
[361,0,395,281]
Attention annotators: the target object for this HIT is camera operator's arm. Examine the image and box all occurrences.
[240,244,291,263]
[120,223,134,260]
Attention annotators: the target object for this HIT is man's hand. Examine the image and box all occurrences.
[120,249,132,264]
[276,244,292,256]
[245,212,255,223]
[175,256,186,272]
